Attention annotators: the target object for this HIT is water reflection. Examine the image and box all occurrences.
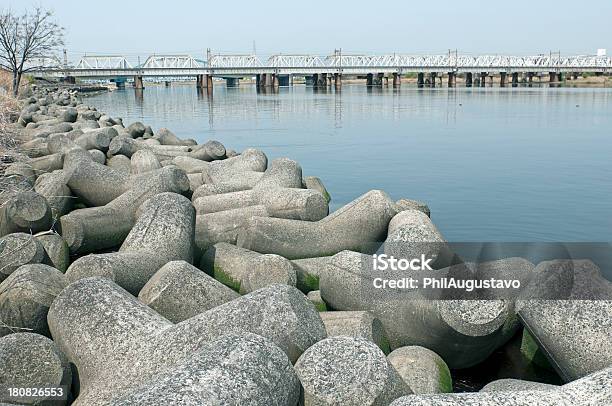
[85,84,612,242]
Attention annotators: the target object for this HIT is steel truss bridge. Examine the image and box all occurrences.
[39,53,612,78]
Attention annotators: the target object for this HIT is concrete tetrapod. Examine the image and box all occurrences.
[389,365,612,405]
[48,279,325,404]
[59,166,190,254]
[319,250,519,368]
[63,149,129,206]
[517,259,612,382]
[0,264,67,337]
[200,242,297,293]
[295,336,411,405]
[320,311,390,353]
[0,333,72,406]
[200,148,268,184]
[138,260,239,322]
[0,233,49,282]
[65,192,195,295]
[0,191,52,237]
[237,190,398,259]
[387,346,453,394]
[130,149,161,174]
[33,170,72,220]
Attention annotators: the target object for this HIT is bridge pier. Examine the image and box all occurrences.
[557,72,564,82]
[447,72,456,87]
[499,72,507,87]
[416,73,424,87]
[392,72,401,88]
[465,72,473,87]
[479,72,487,87]
[511,72,519,87]
[527,72,534,85]
[548,72,557,83]
[134,76,144,89]
[226,78,240,87]
[277,75,291,86]
[334,73,342,89]
[429,72,437,88]
[165,81,171,87]
[272,74,280,88]
[305,75,314,86]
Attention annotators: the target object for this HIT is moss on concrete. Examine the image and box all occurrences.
[213,265,241,293]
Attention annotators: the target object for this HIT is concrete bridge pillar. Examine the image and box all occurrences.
[312,73,320,86]
[527,72,534,84]
[383,75,389,86]
[134,76,144,89]
[512,72,519,86]
[417,72,425,87]
[480,72,487,86]
[277,75,291,86]
[548,72,556,83]
[465,72,473,87]
[429,72,437,88]
[305,75,314,86]
[334,73,342,89]
[272,74,280,88]
[392,72,401,88]
[164,81,171,87]
[226,78,240,87]
[557,72,564,82]
[499,72,507,87]
[447,72,456,87]
[366,73,373,86]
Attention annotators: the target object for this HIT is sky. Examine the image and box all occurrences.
[4,0,611,64]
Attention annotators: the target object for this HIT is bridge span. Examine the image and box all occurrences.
[39,52,612,91]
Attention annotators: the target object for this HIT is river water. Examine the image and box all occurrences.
[85,84,612,242]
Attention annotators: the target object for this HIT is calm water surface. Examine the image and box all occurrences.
[85,85,612,242]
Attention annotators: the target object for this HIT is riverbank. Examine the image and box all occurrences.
[0,87,610,404]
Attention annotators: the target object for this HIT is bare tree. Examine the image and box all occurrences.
[0,7,64,96]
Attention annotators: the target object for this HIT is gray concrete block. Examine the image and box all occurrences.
[130,149,161,174]
[200,242,296,294]
[0,233,49,281]
[65,192,195,294]
[48,278,324,404]
[34,170,72,220]
[295,336,411,405]
[517,260,612,381]
[139,260,239,322]
[36,233,69,273]
[395,198,431,217]
[60,166,190,254]
[0,264,67,337]
[0,333,72,405]
[0,191,52,237]
[387,346,453,394]
[321,311,390,353]
[237,190,397,259]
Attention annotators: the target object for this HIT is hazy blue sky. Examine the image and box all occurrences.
[5,0,611,62]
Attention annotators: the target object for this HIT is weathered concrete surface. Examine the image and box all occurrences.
[292,256,332,292]
[48,279,324,404]
[0,233,49,282]
[237,190,397,259]
[320,310,390,353]
[0,191,52,236]
[395,198,431,217]
[33,170,72,220]
[320,250,516,368]
[60,166,190,254]
[130,149,161,174]
[0,333,72,405]
[0,264,67,337]
[36,233,69,272]
[65,192,195,295]
[517,259,612,381]
[295,336,411,405]
[200,242,296,294]
[390,366,612,405]
[139,260,239,322]
[387,346,453,394]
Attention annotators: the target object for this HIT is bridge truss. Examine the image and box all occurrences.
[40,52,612,78]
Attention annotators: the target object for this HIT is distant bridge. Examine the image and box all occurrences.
[38,52,612,89]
